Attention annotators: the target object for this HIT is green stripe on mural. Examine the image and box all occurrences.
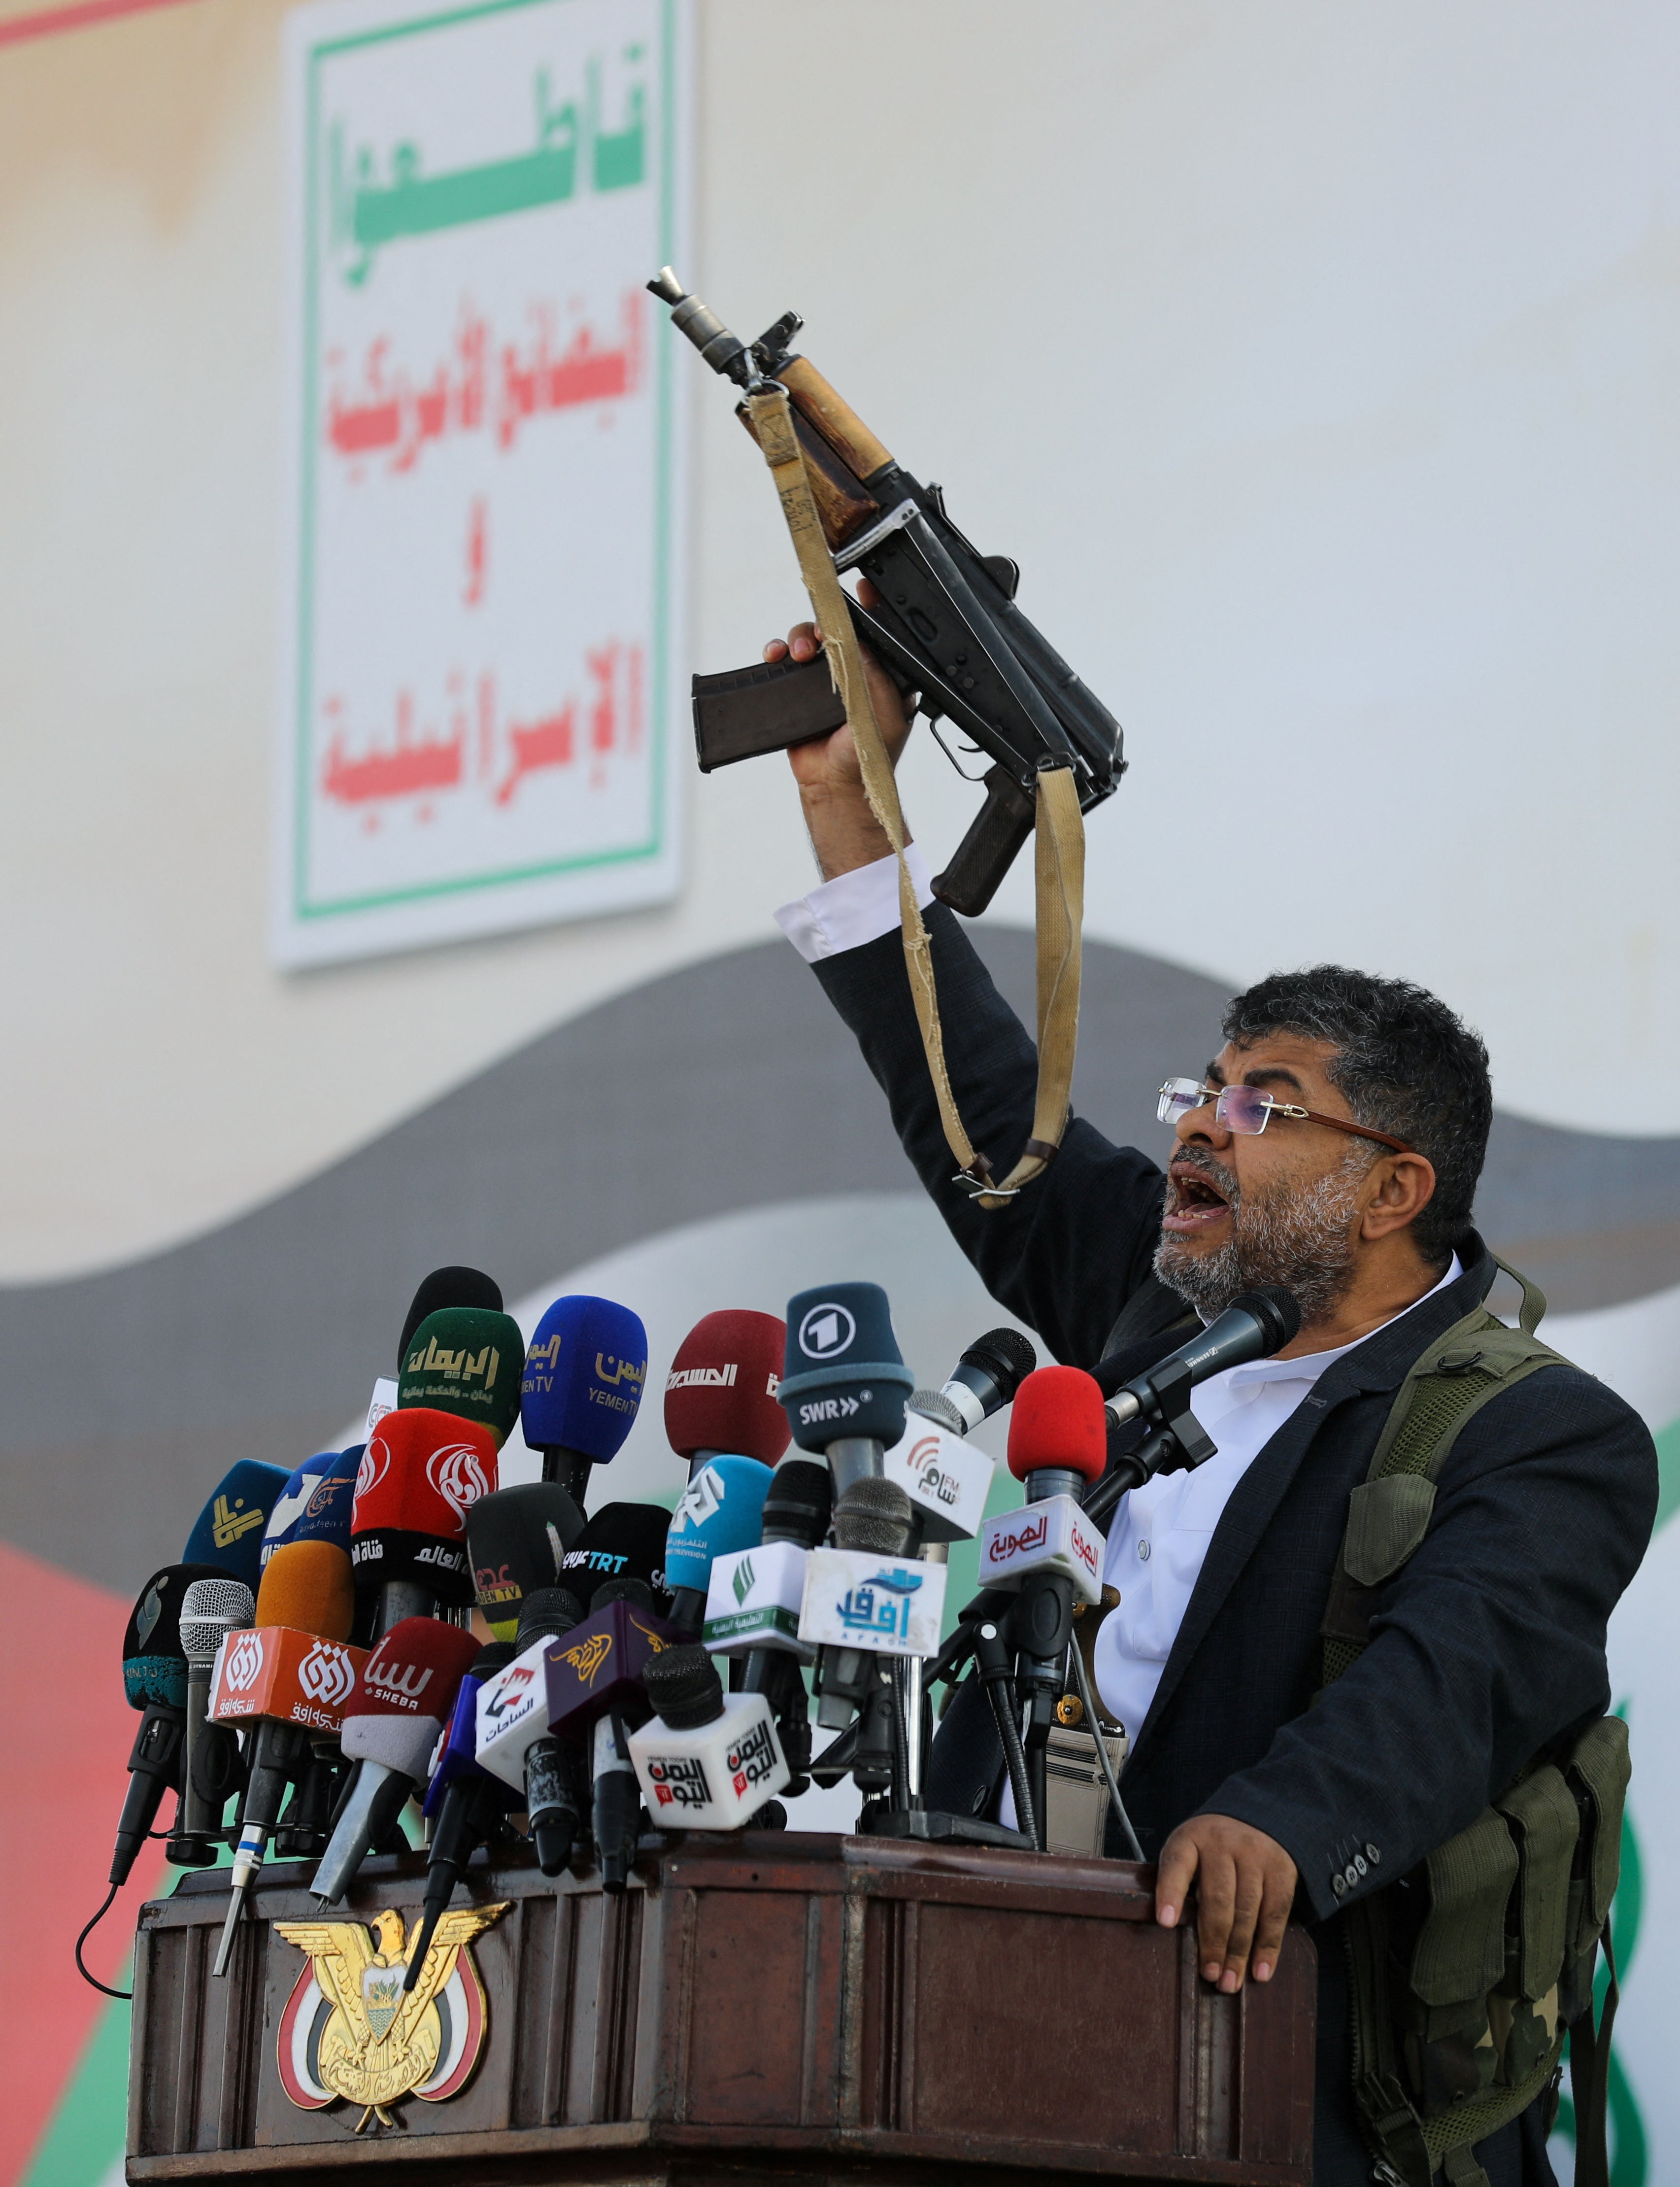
[20,1984,130,2187]
[1652,1417,1680,1534]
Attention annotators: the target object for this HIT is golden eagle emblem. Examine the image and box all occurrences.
[272,1903,509,2130]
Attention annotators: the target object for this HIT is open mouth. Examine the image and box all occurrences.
[1162,1160,1234,1236]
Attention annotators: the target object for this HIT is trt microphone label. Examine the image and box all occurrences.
[978,1494,1106,1604]
[883,1420,994,1543]
[210,1626,370,1733]
[702,1540,812,1659]
[799,1549,947,1657]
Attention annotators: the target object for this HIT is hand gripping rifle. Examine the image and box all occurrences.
[650,270,1127,1205]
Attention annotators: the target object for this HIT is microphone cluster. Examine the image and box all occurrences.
[90,1257,1302,1993]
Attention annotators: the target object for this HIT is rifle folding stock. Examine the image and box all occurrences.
[654,272,1126,916]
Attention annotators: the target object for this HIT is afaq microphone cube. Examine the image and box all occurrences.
[977,1497,1107,1604]
[777,1283,914,1453]
[521,1295,649,1461]
[798,1548,947,1656]
[883,1419,995,1543]
[399,1308,525,1446]
[664,1310,790,1464]
[543,1597,684,1740]
[209,1626,369,1735]
[702,1540,813,1660]
[350,1408,498,1605]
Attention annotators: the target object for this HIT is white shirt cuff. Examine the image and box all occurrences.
[774,843,935,964]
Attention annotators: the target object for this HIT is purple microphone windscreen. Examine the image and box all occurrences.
[520,1295,648,1463]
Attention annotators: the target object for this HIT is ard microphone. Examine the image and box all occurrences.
[909,1327,1037,1438]
[110,1565,225,1887]
[664,1311,789,1480]
[663,1457,773,1636]
[350,1408,498,1629]
[180,1460,292,1596]
[399,1307,525,1447]
[521,1294,649,1507]
[211,1539,364,1976]
[168,1574,255,1867]
[778,1283,913,1493]
[310,1616,480,1904]
[405,1640,518,1987]
[1095,1287,1302,1416]
[260,1451,358,1568]
[467,1482,585,1641]
[399,1264,503,1362]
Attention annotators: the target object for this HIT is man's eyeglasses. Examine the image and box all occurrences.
[1156,1077,1411,1153]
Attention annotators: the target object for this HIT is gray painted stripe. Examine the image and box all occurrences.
[2,930,1675,1591]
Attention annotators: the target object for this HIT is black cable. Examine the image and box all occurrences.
[985,1678,1038,1850]
[888,1659,912,1810]
[76,1883,133,2000]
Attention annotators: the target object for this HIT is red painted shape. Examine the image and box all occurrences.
[0,1540,168,2186]
[0,0,197,51]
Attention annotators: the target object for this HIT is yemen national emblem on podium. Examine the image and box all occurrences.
[272,1904,510,2129]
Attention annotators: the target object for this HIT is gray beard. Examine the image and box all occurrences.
[1152,1147,1370,1325]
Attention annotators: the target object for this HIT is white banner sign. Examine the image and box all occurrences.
[274,0,689,965]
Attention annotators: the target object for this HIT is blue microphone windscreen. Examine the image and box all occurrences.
[179,1460,293,1593]
[260,1451,359,1566]
[664,1456,774,1592]
[521,1295,649,1463]
[779,1283,914,1452]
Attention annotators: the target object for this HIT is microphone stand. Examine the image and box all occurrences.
[1083,1357,1217,1529]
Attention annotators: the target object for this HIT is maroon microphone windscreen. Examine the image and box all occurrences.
[1007,1365,1109,1484]
[348,1616,481,1722]
[663,1310,790,1464]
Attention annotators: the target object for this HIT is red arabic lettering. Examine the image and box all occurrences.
[320,690,464,810]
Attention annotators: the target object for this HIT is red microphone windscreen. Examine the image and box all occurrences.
[353,1409,499,1541]
[663,1310,790,1464]
[349,1617,480,1722]
[253,1538,356,1640]
[1007,1366,1108,1484]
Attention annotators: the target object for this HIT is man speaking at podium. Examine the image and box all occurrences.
[763,613,1655,2187]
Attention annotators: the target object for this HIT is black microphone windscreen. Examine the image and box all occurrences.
[468,1640,516,1682]
[399,1265,504,1363]
[962,1328,1037,1396]
[514,1587,585,1650]
[833,1477,915,1556]
[559,1503,676,1616]
[1228,1286,1303,1351]
[761,1459,834,1548]
[123,1564,238,1708]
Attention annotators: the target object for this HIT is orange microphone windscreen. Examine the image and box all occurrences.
[254,1537,356,1640]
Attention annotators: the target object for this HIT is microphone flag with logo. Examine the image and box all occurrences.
[260,1450,359,1568]
[664,1311,790,1467]
[664,1457,774,1632]
[398,1264,503,1363]
[123,1562,232,1709]
[778,1283,914,1456]
[398,1307,524,1446]
[467,1482,586,1641]
[975,1365,1110,1603]
[351,1407,499,1607]
[309,1616,481,1904]
[521,1294,649,1470]
[180,1460,292,1595]
[559,1501,675,1617]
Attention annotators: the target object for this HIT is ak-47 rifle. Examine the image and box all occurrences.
[650,270,1125,1206]
[649,270,1126,919]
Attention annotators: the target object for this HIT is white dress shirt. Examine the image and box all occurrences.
[775,844,935,962]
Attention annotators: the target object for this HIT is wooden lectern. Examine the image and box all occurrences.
[127,1833,1316,2185]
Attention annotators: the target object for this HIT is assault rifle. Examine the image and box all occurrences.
[649,271,1126,916]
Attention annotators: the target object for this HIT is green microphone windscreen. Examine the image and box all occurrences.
[399,1308,524,1446]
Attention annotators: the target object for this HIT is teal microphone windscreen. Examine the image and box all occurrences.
[123,1563,232,1708]
[778,1283,914,1452]
[180,1461,292,1594]
[664,1457,774,1594]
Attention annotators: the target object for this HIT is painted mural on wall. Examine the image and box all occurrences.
[272,0,687,964]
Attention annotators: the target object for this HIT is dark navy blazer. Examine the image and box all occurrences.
[811,906,1657,2187]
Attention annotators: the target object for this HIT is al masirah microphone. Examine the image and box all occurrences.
[663,1456,773,1636]
[180,1459,293,1595]
[310,1616,481,1904]
[908,1327,1037,1437]
[1084,1285,1302,1525]
[210,1538,364,1976]
[403,1640,518,1987]
[399,1264,503,1362]
[168,1573,256,1868]
[399,1306,525,1448]
[350,1407,498,1635]
[520,1294,649,1508]
[777,1283,914,1495]
[664,1310,789,1482]
[468,1482,585,1642]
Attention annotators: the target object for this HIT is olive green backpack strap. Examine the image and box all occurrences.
[1318,1259,1584,2187]
[1319,1256,1566,1683]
